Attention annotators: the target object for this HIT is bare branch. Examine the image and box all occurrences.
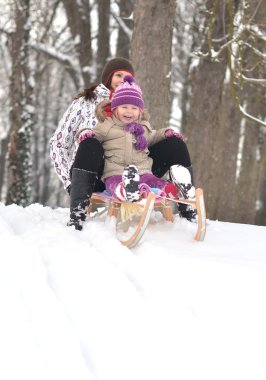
[242,41,266,61]
[110,11,132,39]
[29,42,82,88]
[194,24,247,61]
[0,24,14,36]
[248,24,266,42]
[241,74,266,86]
[239,104,266,128]
[30,42,74,67]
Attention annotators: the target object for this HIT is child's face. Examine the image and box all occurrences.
[111,71,132,90]
[115,105,141,124]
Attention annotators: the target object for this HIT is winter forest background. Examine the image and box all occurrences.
[0,0,265,226]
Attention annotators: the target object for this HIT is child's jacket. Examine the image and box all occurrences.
[93,111,167,179]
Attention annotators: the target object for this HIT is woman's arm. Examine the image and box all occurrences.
[49,97,89,188]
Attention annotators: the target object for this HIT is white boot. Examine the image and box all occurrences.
[169,165,195,199]
[115,165,140,202]
[170,165,197,222]
[122,165,140,202]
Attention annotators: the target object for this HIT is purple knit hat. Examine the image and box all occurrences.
[111,75,144,112]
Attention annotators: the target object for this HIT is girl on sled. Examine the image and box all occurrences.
[50,58,195,230]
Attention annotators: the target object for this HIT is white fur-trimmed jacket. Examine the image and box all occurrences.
[49,84,110,189]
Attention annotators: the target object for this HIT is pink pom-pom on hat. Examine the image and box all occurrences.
[111,75,144,112]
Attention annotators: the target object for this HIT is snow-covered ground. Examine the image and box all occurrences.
[0,202,265,380]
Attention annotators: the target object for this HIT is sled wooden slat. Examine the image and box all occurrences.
[118,192,156,248]
[90,188,206,247]
[193,188,206,241]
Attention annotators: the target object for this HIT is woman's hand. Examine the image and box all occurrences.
[78,130,95,144]
[164,128,184,141]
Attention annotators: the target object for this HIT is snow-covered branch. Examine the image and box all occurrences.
[239,104,266,128]
[29,42,83,88]
[194,25,247,61]
[0,25,14,36]
[242,41,266,61]
[241,74,266,86]
[248,24,266,42]
[29,42,75,68]
[111,11,132,39]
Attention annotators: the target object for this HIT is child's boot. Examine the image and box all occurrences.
[169,165,197,222]
[122,165,140,202]
[169,165,195,199]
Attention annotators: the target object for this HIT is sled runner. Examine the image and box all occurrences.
[89,188,206,248]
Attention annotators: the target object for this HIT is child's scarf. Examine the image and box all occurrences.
[124,122,148,150]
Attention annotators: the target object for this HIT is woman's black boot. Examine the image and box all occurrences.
[68,168,97,230]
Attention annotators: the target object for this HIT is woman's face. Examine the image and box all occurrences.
[115,104,141,124]
[111,71,132,90]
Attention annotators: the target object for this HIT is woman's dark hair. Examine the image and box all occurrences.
[74,78,112,101]
[74,84,98,100]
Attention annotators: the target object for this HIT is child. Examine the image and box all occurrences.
[92,75,196,204]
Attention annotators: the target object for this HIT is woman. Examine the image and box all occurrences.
[50,58,194,230]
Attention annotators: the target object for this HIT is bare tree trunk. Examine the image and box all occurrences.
[46,72,66,206]
[233,0,266,224]
[255,139,266,225]
[33,66,50,204]
[116,0,134,59]
[131,0,176,130]
[33,125,40,202]
[6,0,35,206]
[183,0,238,221]
[210,83,241,221]
[96,0,110,81]
[40,71,52,205]
[234,123,260,223]
[233,96,265,224]
[0,137,8,200]
[62,0,92,87]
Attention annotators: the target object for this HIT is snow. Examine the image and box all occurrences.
[0,201,266,380]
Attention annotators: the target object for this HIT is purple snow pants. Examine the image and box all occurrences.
[105,173,167,196]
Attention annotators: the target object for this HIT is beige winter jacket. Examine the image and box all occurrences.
[93,103,167,179]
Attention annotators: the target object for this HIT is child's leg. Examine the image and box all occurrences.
[140,173,178,198]
[105,166,140,202]
[139,173,167,189]
[105,175,123,196]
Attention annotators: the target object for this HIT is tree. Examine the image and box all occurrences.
[131,0,176,130]
[0,30,9,199]
[96,0,110,81]
[61,0,92,87]
[183,0,266,224]
[6,0,35,206]
[256,136,266,225]
[232,0,266,224]
[115,0,134,59]
[184,0,239,216]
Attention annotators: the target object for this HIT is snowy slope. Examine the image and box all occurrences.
[0,202,266,380]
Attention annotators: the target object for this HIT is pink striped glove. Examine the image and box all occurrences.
[165,129,184,141]
[78,130,95,144]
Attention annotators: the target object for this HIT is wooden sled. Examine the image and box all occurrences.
[89,188,206,248]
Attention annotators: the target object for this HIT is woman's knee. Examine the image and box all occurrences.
[77,138,104,156]
[73,138,104,171]
[165,138,191,166]
[150,137,191,168]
